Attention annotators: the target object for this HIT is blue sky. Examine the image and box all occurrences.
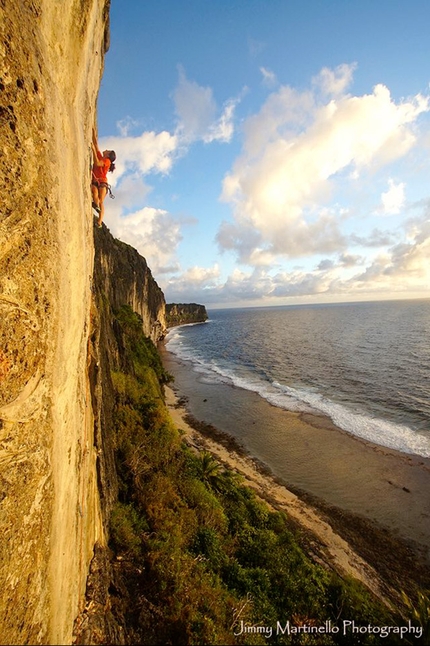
[98,0,430,307]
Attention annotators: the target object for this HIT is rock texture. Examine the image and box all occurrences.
[94,226,166,343]
[0,2,110,644]
[71,227,168,645]
[165,302,208,327]
[0,3,195,644]
[87,225,167,541]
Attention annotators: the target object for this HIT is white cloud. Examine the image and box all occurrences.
[99,68,243,280]
[379,178,406,215]
[110,173,152,210]
[165,264,338,305]
[312,63,357,97]
[353,214,430,287]
[339,252,363,267]
[116,116,141,137]
[204,97,238,144]
[219,66,430,266]
[164,264,221,301]
[108,207,183,275]
[101,130,178,181]
[349,228,398,248]
[260,66,277,88]
[173,66,240,144]
[99,124,182,273]
[164,206,430,306]
[317,259,335,271]
[98,64,430,307]
[173,66,217,142]
[101,67,242,189]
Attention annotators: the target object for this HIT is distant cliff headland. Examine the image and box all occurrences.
[1,2,427,645]
[165,302,208,327]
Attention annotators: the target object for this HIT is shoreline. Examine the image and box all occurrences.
[161,343,430,603]
[164,383,430,605]
[164,320,430,461]
[161,348,430,544]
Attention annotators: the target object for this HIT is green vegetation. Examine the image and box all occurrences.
[107,305,403,645]
[401,590,430,644]
[165,302,208,327]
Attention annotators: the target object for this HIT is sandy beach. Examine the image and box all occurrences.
[162,349,430,605]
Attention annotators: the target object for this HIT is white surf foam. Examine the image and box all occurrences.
[166,334,430,458]
[271,382,430,458]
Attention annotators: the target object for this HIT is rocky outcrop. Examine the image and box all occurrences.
[165,302,208,327]
[0,2,110,644]
[94,226,166,343]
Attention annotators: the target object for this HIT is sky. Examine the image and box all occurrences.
[97,0,430,308]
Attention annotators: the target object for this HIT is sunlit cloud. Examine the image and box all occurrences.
[101,130,178,181]
[164,209,430,306]
[164,264,221,301]
[219,65,430,266]
[106,206,183,275]
[354,214,430,285]
[379,178,406,215]
[100,62,430,307]
[312,63,357,96]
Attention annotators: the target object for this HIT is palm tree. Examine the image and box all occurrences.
[198,452,232,492]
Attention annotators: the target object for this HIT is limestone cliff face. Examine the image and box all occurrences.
[166,302,208,327]
[94,226,166,343]
[0,2,110,644]
[88,225,166,552]
[72,229,168,644]
[0,3,178,644]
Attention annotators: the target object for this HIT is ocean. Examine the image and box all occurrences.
[165,299,430,459]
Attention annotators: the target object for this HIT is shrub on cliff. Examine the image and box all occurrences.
[114,304,173,384]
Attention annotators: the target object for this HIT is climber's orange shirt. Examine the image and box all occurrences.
[92,150,111,182]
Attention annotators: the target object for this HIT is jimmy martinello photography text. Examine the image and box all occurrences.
[234,619,423,640]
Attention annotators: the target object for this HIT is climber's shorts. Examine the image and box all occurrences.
[92,179,109,190]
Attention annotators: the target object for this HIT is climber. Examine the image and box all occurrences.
[91,127,116,228]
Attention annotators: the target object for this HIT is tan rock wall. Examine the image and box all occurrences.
[94,226,166,344]
[0,1,110,643]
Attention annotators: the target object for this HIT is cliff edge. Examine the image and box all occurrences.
[0,2,110,644]
[94,226,166,343]
[89,224,166,536]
